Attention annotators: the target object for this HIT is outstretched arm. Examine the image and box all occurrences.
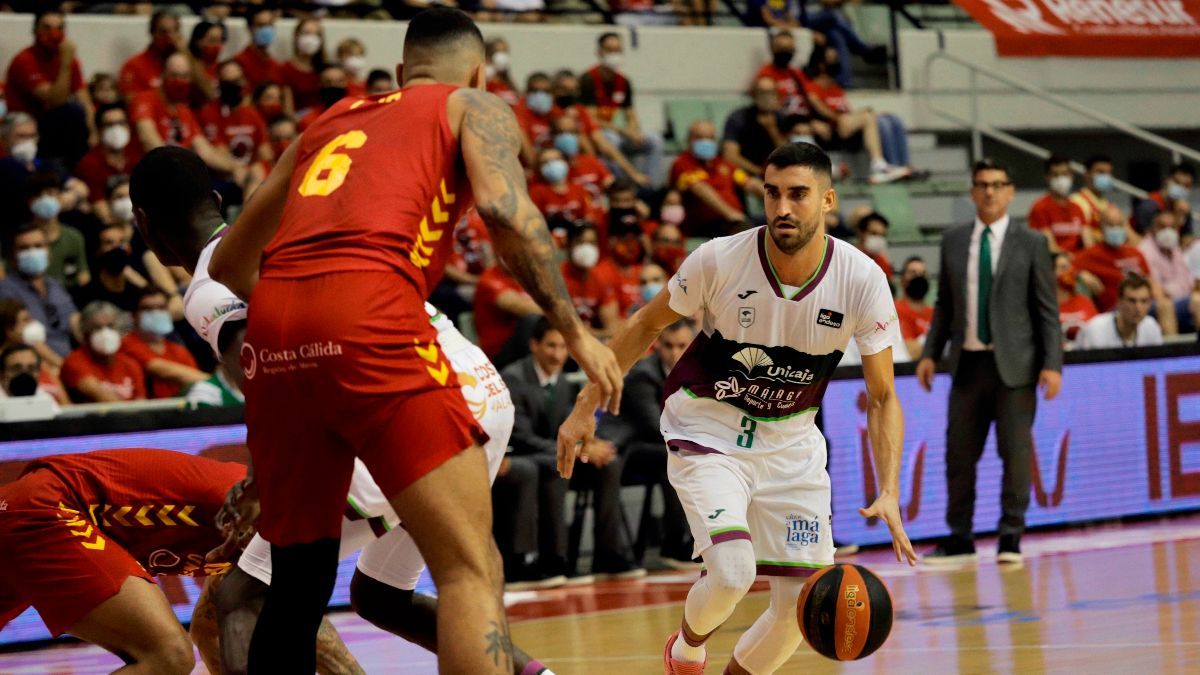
[859,347,917,565]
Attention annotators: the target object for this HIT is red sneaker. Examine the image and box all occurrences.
[663,630,707,675]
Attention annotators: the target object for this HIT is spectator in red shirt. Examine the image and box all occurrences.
[856,211,894,281]
[649,222,687,275]
[74,104,143,222]
[122,288,206,399]
[579,33,663,186]
[473,264,541,366]
[88,73,121,108]
[485,38,520,107]
[552,115,613,202]
[61,300,146,403]
[235,7,284,91]
[529,147,599,243]
[515,71,556,165]
[200,60,271,167]
[605,179,651,263]
[1028,155,1089,253]
[561,225,621,337]
[282,18,328,115]
[252,80,285,124]
[298,65,349,132]
[895,256,933,357]
[432,210,495,328]
[1073,204,1157,311]
[554,68,648,187]
[266,114,298,164]
[668,120,763,238]
[1054,252,1097,343]
[186,21,226,105]
[755,30,833,144]
[366,68,394,95]
[119,11,181,98]
[5,9,93,167]
[1070,154,1114,237]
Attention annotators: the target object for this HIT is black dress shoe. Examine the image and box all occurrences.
[922,538,978,565]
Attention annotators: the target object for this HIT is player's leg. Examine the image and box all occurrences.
[67,577,195,675]
[190,576,223,674]
[726,578,807,675]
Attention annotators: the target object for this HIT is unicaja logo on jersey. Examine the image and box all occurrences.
[241,341,257,380]
[733,347,773,375]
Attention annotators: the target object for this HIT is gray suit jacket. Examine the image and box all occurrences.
[922,220,1063,387]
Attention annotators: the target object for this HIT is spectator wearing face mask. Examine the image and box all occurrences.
[1076,275,1163,349]
[1073,204,1154,312]
[335,38,368,97]
[649,222,687,275]
[605,181,652,314]
[553,69,647,188]
[283,18,329,115]
[1053,252,1097,344]
[104,175,182,320]
[73,223,145,314]
[553,115,613,202]
[1070,154,1115,238]
[0,299,68,400]
[579,33,663,186]
[1134,163,1195,236]
[75,104,143,223]
[1138,211,1198,335]
[628,262,667,317]
[658,189,686,231]
[669,120,764,238]
[0,342,64,413]
[266,115,298,166]
[121,288,205,399]
[856,211,893,280]
[252,81,285,127]
[895,256,932,357]
[24,172,89,290]
[0,223,79,358]
[235,8,284,91]
[120,12,183,97]
[61,301,145,403]
[529,147,599,241]
[755,30,833,145]
[722,77,795,177]
[562,225,621,338]
[1028,155,1089,253]
[515,71,555,165]
[366,68,394,96]
[199,60,272,176]
[187,21,227,104]
[485,38,519,107]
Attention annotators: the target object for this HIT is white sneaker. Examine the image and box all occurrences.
[997,551,1024,564]
[869,165,913,185]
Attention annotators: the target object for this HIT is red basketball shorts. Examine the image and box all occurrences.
[0,469,153,637]
[243,272,486,546]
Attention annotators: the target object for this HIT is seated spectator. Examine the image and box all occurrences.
[73,222,144,314]
[579,33,662,186]
[75,104,143,223]
[606,179,651,258]
[806,47,911,183]
[0,298,68,403]
[0,342,64,412]
[5,8,92,167]
[855,210,893,280]
[497,317,643,584]
[722,77,795,177]
[553,115,613,201]
[366,68,394,95]
[88,73,121,108]
[1070,154,1114,238]
[122,288,205,399]
[298,64,349,131]
[1076,275,1163,349]
[235,7,284,91]
[0,223,78,358]
[473,263,540,364]
[119,11,181,97]
[104,176,183,320]
[749,0,800,27]
[61,300,145,402]
[266,114,298,162]
[805,0,887,88]
[756,30,833,144]
[562,226,621,338]
[1138,210,1199,335]
[658,189,686,229]
[485,38,519,107]
[529,147,599,240]
[432,211,493,327]
[0,112,46,203]
[1029,155,1089,253]
[1073,204,1153,311]
[251,81,285,125]
[669,120,763,238]
[1054,252,1097,343]
[25,171,89,290]
[629,262,668,316]
[187,20,226,103]
[650,222,687,275]
[554,70,646,186]
[515,71,554,163]
[185,321,244,408]
[335,38,368,97]
[200,60,271,176]
[282,18,328,115]
[1134,163,1194,235]
[895,256,932,357]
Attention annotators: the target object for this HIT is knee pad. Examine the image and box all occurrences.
[702,539,757,600]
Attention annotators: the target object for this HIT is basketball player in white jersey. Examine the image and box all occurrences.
[129,146,554,675]
[559,142,918,674]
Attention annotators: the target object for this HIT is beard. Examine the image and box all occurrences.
[769,215,821,254]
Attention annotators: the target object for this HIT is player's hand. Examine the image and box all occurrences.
[583,439,616,468]
[859,493,917,566]
[557,404,598,479]
[916,357,935,392]
[207,477,260,563]
[1038,369,1062,401]
[58,39,76,62]
[567,333,623,414]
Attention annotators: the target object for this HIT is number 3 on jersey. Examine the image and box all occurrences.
[298,130,367,197]
[737,415,757,449]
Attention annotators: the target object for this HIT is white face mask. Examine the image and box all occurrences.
[602,52,622,70]
[343,55,366,77]
[491,51,510,73]
[102,124,130,150]
[110,196,134,223]
[296,33,322,57]
[863,233,888,255]
[21,320,47,346]
[571,242,600,269]
[11,139,37,163]
[1155,226,1180,250]
[1049,175,1073,197]
[89,326,122,356]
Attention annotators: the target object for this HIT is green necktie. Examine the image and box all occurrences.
[978,225,993,345]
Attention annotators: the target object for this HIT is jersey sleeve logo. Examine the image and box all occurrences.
[675,273,688,294]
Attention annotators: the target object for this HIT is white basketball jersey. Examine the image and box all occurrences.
[662,227,898,456]
[184,229,248,358]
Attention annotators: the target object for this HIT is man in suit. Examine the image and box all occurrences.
[917,158,1063,565]
[495,317,644,586]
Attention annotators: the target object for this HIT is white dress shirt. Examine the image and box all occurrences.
[533,362,560,388]
[964,214,1010,352]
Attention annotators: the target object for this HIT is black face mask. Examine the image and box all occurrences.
[555,94,577,109]
[319,86,347,109]
[608,207,640,235]
[7,371,38,397]
[772,50,795,69]
[218,81,244,107]
[904,275,929,301]
[99,247,131,276]
[825,60,843,78]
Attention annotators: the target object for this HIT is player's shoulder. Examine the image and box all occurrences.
[829,235,881,273]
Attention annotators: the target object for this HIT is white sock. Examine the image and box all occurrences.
[672,631,707,663]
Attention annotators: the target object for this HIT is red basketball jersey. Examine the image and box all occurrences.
[262,84,474,297]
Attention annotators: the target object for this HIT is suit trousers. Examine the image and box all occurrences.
[945,351,1037,541]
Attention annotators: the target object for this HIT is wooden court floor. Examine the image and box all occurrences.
[3,516,1199,674]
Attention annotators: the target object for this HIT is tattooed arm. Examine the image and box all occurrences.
[453,88,624,411]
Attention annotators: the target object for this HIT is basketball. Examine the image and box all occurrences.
[797,563,893,661]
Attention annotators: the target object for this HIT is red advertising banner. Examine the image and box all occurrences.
[952,0,1200,57]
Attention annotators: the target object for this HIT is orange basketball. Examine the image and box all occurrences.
[797,563,893,660]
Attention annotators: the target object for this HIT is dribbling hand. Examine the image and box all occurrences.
[916,357,936,393]
[206,477,260,564]
[567,333,623,414]
[859,493,918,566]
[556,406,597,479]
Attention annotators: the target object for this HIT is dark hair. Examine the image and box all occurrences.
[189,21,227,59]
[1169,162,1196,179]
[246,6,274,25]
[1119,274,1151,298]
[566,224,598,247]
[130,147,219,236]
[764,142,832,180]
[530,316,557,342]
[0,298,26,337]
[598,31,620,47]
[33,8,64,30]
[1044,154,1070,173]
[104,173,130,200]
[404,8,484,55]
[94,102,127,130]
[23,172,60,201]
[1085,154,1112,171]
[553,69,576,83]
[0,342,38,372]
[150,10,175,34]
[525,71,550,89]
[901,255,924,272]
[8,222,46,260]
[138,286,168,306]
[857,211,889,233]
[607,179,638,198]
[366,68,392,87]
[972,158,1010,182]
[662,318,695,335]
